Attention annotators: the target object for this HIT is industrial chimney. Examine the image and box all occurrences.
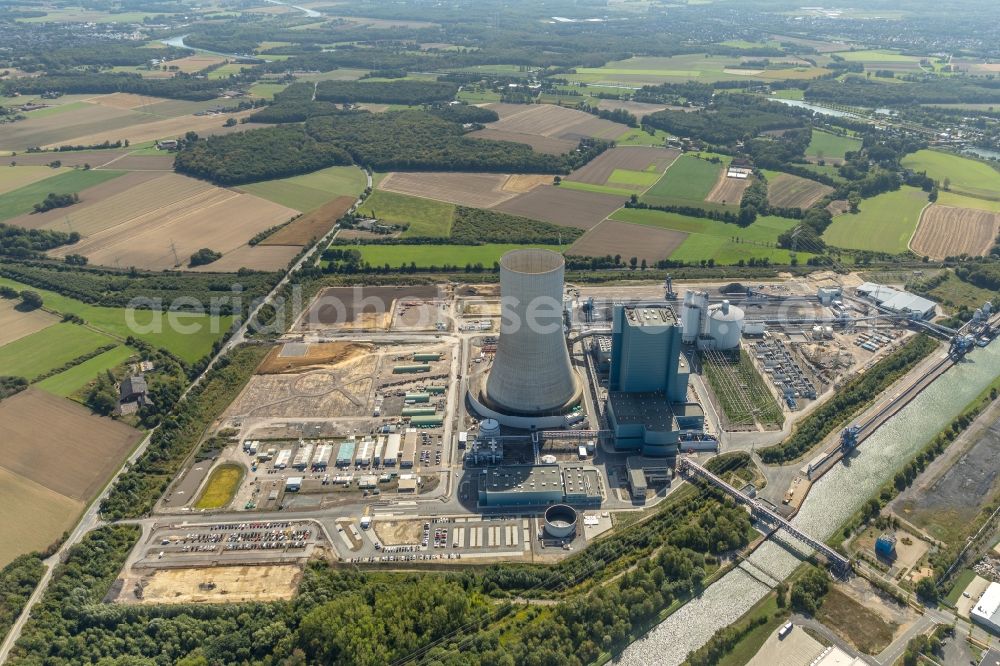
[482,249,579,415]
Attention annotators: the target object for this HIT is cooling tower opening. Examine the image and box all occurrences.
[499,248,565,275]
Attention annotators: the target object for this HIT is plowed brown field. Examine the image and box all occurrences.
[705,173,752,205]
[262,195,356,246]
[379,171,519,208]
[494,185,627,229]
[910,205,1000,259]
[568,219,687,262]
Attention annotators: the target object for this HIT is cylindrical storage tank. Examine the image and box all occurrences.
[480,418,501,439]
[707,302,744,349]
[681,291,700,343]
[484,250,579,415]
[544,504,578,539]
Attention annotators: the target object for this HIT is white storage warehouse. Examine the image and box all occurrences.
[972,582,1000,634]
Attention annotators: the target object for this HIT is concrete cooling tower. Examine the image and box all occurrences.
[482,249,580,416]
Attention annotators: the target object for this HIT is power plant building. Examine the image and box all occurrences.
[606,304,705,455]
[477,464,602,507]
[471,249,581,428]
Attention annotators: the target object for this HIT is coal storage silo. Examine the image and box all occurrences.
[482,249,580,416]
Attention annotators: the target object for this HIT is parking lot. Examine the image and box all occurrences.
[132,521,322,569]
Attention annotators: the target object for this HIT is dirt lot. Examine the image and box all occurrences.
[0,467,83,567]
[226,356,378,419]
[910,204,1000,259]
[302,285,442,327]
[130,565,301,604]
[260,195,355,246]
[893,404,1000,544]
[379,171,519,208]
[494,185,627,229]
[0,297,57,346]
[187,244,301,272]
[373,519,424,545]
[568,219,687,262]
[0,388,141,501]
[258,341,372,374]
[567,146,680,186]
[467,128,578,155]
[767,173,835,209]
[704,173,752,205]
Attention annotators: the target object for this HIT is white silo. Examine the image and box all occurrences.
[483,249,580,415]
[706,300,744,350]
[681,290,706,343]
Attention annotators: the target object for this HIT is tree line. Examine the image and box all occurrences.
[314,79,459,105]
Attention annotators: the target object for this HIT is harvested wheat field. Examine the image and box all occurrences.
[503,174,552,192]
[911,205,1000,259]
[596,99,670,119]
[569,146,680,186]
[188,244,301,272]
[0,165,70,195]
[90,92,164,110]
[466,128,578,155]
[261,195,356,246]
[163,54,227,73]
[50,186,298,270]
[0,388,141,502]
[768,173,834,209]
[379,171,521,208]
[568,219,687,263]
[705,174,752,205]
[49,109,255,148]
[133,565,302,604]
[481,104,625,140]
[495,185,627,229]
[258,341,373,374]
[7,150,129,168]
[0,103,151,151]
[0,297,58,346]
[0,467,83,567]
[7,170,166,231]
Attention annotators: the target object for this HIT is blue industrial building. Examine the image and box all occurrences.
[606,306,704,456]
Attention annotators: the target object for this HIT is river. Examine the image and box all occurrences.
[770,97,863,119]
[621,341,1000,666]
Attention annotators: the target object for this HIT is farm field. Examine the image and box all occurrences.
[353,243,566,268]
[54,108,256,148]
[567,219,687,263]
[0,389,141,494]
[0,297,58,347]
[262,195,356,246]
[357,190,456,237]
[0,102,153,151]
[10,172,299,270]
[704,173,752,206]
[595,99,669,119]
[6,149,130,168]
[823,187,929,254]
[611,208,806,264]
[0,277,232,363]
[0,169,125,222]
[805,129,861,163]
[0,466,83,567]
[641,154,724,207]
[237,165,366,212]
[162,54,227,72]
[901,150,1000,200]
[567,146,680,188]
[0,165,71,195]
[910,205,1000,259]
[565,54,826,86]
[766,172,834,208]
[495,185,627,229]
[470,103,626,154]
[935,191,1000,212]
[0,322,114,381]
[34,344,136,398]
[377,171,524,209]
[189,244,300,272]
